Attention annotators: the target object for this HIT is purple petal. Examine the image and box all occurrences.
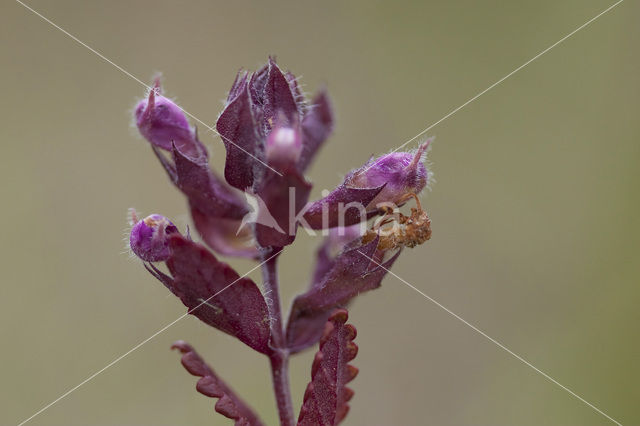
[265,122,303,169]
[129,213,179,262]
[349,140,432,208]
[135,80,207,160]
[172,341,264,426]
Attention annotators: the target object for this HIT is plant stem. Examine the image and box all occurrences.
[270,350,294,426]
[262,248,295,426]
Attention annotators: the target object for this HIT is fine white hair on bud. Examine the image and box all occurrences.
[129,213,179,262]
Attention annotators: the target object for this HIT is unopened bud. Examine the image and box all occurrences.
[135,81,192,151]
[349,139,432,208]
[129,213,179,262]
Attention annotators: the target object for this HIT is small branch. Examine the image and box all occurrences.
[261,247,295,426]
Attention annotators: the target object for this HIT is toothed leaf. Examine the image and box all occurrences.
[146,235,271,353]
[297,310,358,426]
[286,237,400,352]
[172,341,264,426]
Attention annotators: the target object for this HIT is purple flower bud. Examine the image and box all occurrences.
[135,80,193,153]
[265,122,302,169]
[349,139,432,208]
[217,58,333,189]
[129,212,179,262]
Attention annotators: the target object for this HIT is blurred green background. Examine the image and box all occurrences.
[1,1,638,425]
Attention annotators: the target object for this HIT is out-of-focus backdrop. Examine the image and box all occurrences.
[1,1,638,425]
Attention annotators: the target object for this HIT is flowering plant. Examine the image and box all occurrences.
[129,58,432,425]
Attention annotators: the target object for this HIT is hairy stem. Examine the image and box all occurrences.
[262,248,295,426]
[270,350,294,426]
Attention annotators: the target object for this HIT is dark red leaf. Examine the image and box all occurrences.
[297,310,358,426]
[308,226,364,290]
[248,63,269,114]
[309,239,336,292]
[171,144,248,220]
[226,71,250,104]
[284,70,306,116]
[217,78,263,190]
[151,144,253,257]
[217,58,302,192]
[285,237,401,352]
[299,90,333,172]
[148,235,271,353]
[261,58,299,132]
[302,180,385,230]
[255,168,312,248]
[172,341,264,426]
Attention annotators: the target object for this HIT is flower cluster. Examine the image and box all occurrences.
[128,58,432,425]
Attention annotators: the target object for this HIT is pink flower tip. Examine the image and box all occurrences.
[265,122,302,168]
